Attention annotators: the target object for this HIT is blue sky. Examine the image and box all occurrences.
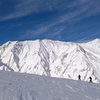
[0,0,100,45]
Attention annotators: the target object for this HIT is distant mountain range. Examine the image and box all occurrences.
[0,39,100,83]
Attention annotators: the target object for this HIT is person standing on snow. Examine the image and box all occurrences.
[78,75,81,80]
[89,77,92,82]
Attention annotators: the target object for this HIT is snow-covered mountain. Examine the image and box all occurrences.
[0,39,100,83]
[0,70,100,100]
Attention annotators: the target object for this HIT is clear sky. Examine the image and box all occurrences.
[0,0,100,45]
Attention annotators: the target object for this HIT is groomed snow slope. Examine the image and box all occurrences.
[0,70,100,100]
[0,39,100,83]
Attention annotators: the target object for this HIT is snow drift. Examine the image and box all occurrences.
[0,70,100,100]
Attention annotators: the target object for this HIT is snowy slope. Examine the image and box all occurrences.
[0,70,100,100]
[0,39,100,83]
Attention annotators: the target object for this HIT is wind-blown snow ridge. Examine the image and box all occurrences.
[0,39,100,83]
[0,70,100,100]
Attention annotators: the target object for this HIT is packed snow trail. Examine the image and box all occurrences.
[0,70,100,100]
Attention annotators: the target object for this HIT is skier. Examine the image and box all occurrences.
[78,75,81,80]
[89,77,92,83]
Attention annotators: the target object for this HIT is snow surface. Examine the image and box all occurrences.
[0,70,100,100]
[0,39,100,83]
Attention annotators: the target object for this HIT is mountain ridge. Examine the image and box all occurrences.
[0,39,100,83]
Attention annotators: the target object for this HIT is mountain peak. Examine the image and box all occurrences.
[0,39,100,83]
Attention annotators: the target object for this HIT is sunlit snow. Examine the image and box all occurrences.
[0,39,100,83]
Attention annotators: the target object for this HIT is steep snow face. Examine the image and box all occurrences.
[0,39,100,83]
[0,70,100,100]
